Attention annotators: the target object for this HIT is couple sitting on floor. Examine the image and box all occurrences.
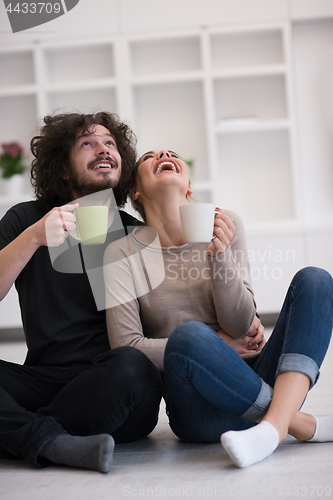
[0,112,332,473]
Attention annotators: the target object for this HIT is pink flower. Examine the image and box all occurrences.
[1,142,23,157]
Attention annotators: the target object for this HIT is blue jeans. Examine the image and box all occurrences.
[164,267,333,443]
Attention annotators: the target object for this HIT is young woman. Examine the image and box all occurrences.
[104,149,333,468]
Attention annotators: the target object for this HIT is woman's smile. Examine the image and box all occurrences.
[154,159,180,174]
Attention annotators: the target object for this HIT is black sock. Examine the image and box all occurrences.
[40,433,114,473]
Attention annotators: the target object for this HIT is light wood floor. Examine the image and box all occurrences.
[1,332,333,500]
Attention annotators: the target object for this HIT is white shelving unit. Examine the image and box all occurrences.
[208,23,299,228]
[0,18,332,321]
[0,23,297,221]
[127,31,210,195]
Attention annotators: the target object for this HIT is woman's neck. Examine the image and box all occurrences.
[143,192,189,247]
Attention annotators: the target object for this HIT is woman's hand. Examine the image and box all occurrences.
[245,315,266,350]
[206,209,235,256]
[217,316,266,355]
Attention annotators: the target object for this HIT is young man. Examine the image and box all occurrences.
[0,112,163,473]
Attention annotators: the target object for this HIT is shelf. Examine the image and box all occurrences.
[210,28,284,70]
[0,85,37,97]
[43,43,115,85]
[131,71,204,86]
[0,50,35,87]
[44,78,118,93]
[45,88,117,116]
[216,129,295,224]
[130,36,201,77]
[0,94,38,153]
[211,64,287,79]
[215,119,291,134]
[213,74,288,123]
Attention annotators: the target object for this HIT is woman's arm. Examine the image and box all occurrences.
[208,209,257,338]
[104,237,167,371]
[105,299,167,372]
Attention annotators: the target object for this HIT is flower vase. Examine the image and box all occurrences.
[1,174,24,197]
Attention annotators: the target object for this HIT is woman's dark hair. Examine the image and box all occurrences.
[30,112,137,213]
[130,157,147,222]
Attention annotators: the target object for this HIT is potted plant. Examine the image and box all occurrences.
[0,142,26,196]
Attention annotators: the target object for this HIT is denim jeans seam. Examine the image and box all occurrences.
[166,353,259,414]
[276,283,295,378]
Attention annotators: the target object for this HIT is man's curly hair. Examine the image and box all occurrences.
[30,112,137,213]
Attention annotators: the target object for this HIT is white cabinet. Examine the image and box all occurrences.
[247,228,333,314]
[36,41,118,121]
[129,36,202,77]
[125,23,298,220]
[208,24,299,227]
[126,32,210,197]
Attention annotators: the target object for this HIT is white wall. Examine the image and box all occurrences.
[1,0,332,45]
[292,18,333,226]
[0,0,290,45]
[0,0,118,44]
[1,0,333,38]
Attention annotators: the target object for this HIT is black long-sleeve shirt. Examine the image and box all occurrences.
[0,201,142,367]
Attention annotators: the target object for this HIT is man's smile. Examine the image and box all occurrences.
[89,159,118,170]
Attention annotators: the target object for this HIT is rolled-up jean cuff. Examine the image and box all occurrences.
[240,379,273,421]
[276,353,320,388]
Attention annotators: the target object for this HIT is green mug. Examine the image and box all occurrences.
[68,206,108,245]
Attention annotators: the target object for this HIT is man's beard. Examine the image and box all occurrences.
[69,171,119,199]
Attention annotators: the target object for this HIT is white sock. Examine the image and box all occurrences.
[308,414,333,442]
[221,420,280,468]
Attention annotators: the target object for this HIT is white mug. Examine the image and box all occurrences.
[179,203,218,243]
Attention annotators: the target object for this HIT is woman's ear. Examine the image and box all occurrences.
[130,188,141,201]
[186,186,193,198]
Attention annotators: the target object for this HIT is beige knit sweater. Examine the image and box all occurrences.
[104,209,256,372]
